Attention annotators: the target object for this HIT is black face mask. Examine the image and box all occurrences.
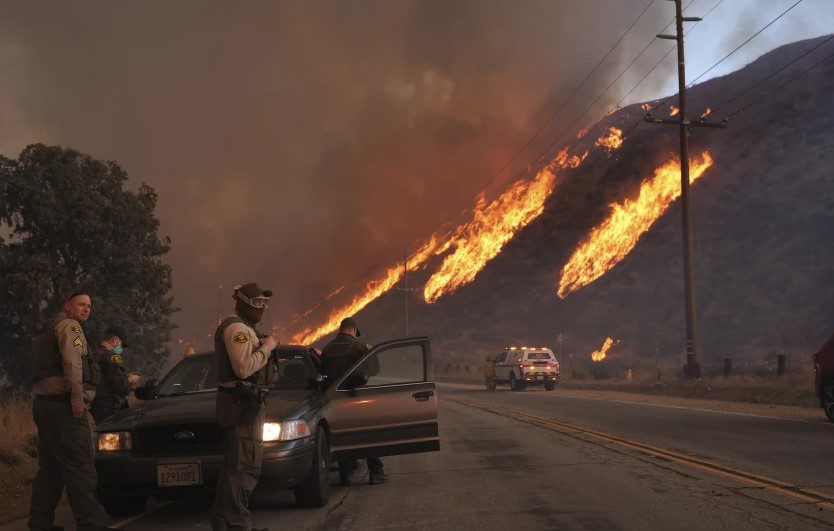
[235,299,264,325]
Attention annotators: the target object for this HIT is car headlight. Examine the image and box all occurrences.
[97,431,132,452]
[263,420,311,442]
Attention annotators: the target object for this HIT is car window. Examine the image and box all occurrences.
[494,353,506,363]
[156,355,217,396]
[525,352,554,360]
[270,351,316,390]
[341,344,425,389]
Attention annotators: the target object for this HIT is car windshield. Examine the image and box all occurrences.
[526,352,554,360]
[155,350,317,396]
[156,355,217,396]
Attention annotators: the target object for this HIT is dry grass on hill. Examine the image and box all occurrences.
[0,397,38,525]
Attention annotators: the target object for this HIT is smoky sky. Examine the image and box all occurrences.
[0,0,830,349]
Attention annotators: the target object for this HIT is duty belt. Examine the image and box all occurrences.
[35,393,71,402]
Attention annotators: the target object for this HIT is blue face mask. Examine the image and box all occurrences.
[113,344,124,355]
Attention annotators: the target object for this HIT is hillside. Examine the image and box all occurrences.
[317,36,834,376]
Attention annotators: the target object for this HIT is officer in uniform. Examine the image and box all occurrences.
[210,283,276,531]
[28,290,110,531]
[320,317,389,485]
[90,326,140,424]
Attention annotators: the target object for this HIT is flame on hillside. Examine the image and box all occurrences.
[595,127,623,154]
[554,148,588,169]
[669,106,679,117]
[591,337,620,362]
[423,169,557,303]
[701,107,712,119]
[641,103,652,111]
[557,151,714,298]
[291,236,442,344]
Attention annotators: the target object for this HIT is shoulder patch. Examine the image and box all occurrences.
[70,324,81,333]
[73,335,84,348]
[233,331,249,344]
[365,343,372,350]
[110,354,123,364]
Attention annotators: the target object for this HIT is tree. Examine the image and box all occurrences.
[0,144,177,386]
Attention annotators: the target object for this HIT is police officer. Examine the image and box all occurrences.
[320,317,389,485]
[90,326,140,424]
[210,283,276,531]
[29,290,110,531]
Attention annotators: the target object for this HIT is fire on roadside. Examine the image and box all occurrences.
[591,337,620,362]
[556,151,714,298]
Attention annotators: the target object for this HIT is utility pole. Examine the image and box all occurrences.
[645,0,726,379]
[395,243,417,336]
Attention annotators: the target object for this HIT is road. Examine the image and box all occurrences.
[3,383,833,530]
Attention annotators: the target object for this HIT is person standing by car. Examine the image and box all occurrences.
[29,290,110,531]
[320,317,389,485]
[90,326,140,424]
[210,283,277,531]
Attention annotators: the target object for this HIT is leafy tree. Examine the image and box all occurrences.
[0,144,177,387]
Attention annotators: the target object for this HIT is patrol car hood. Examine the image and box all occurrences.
[95,389,321,431]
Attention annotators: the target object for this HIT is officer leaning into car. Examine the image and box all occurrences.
[29,290,112,531]
[320,317,389,486]
[210,283,277,531]
[90,326,140,424]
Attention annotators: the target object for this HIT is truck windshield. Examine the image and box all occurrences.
[526,352,554,360]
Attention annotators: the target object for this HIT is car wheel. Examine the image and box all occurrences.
[100,496,147,517]
[510,372,523,391]
[544,380,556,391]
[295,425,331,507]
[823,381,834,423]
[485,377,496,391]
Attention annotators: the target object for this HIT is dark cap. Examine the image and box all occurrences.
[235,283,274,300]
[339,317,361,337]
[64,289,90,303]
[104,325,129,347]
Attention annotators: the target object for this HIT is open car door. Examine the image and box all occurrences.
[327,336,439,460]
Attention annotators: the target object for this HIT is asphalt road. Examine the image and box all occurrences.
[4,383,833,530]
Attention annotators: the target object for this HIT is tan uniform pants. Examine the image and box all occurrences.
[28,396,108,531]
[210,393,265,531]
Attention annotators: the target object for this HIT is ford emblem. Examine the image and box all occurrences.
[174,431,195,440]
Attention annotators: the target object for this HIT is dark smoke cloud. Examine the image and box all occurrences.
[0,0,692,347]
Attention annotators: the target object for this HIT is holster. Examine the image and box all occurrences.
[233,382,269,425]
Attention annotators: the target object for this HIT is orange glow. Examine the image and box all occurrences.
[669,106,679,117]
[701,107,712,118]
[591,337,619,362]
[641,103,652,111]
[557,151,714,298]
[595,127,623,154]
[291,236,442,344]
[553,148,588,170]
[576,128,589,139]
[423,169,557,303]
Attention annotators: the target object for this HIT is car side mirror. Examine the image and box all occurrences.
[343,371,369,390]
[308,372,325,389]
[134,378,159,401]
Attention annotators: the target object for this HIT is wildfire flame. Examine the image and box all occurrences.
[576,128,589,139]
[701,107,712,119]
[291,236,442,344]
[557,151,714,298]
[641,103,652,111]
[669,106,679,117]
[591,337,620,362]
[423,169,557,303]
[595,127,623,154]
[554,148,588,169]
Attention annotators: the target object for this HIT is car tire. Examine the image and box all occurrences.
[295,425,331,507]
[510,372,525,391]
[485,377,497,391]
[823,381,834,423]
[100,496,147,517]
[544,380,556,391]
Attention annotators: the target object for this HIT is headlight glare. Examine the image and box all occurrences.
[97,431,132,452]
[263,420,311,442]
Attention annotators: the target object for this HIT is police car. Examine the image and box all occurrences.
[484,347,559,391]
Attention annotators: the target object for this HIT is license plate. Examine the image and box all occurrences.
[157,463,202,487]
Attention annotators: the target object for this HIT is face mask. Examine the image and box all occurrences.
[113,344,124,355]
[235,299,265,324]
